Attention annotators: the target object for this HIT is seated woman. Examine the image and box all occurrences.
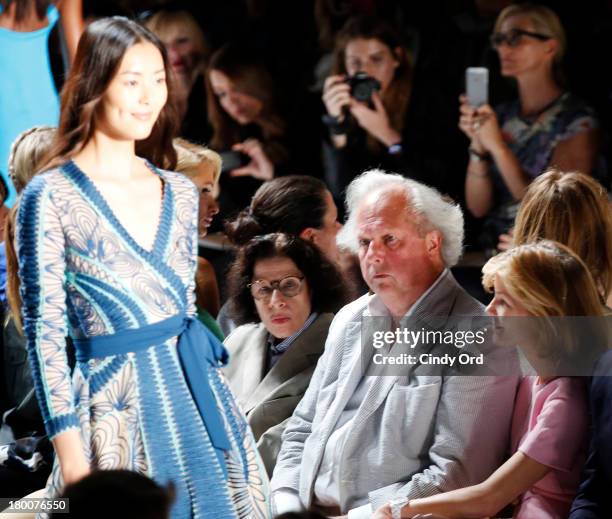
[321,15,413,207]
[206,43,318,217]
[173,138,224,339]
[218,175,350,336]
[144,9,212,143]
[224,233,348,476]
[512,168,612,307]
[373,240,600,519]
[460,4,600,252]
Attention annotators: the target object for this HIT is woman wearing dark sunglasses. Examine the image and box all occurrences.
[223,233,348,476]
[459,3,600,254]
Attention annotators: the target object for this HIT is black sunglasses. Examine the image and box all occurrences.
[490,28,552,49]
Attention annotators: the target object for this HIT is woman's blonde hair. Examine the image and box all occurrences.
[8,126,56,194]
[144,10,209,70]
[173,138,221,195]
[494,3,566,83]
[513,169,612,302]
[482,241,605,370]
[483,240,604,318]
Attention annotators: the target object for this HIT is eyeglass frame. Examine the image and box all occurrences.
[490,28,552,49]
[248,275,306,301]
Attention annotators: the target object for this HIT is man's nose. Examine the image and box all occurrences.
[365,241,384,263]
[485,302,496,316]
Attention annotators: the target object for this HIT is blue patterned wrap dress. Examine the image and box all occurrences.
[15,160,271,518]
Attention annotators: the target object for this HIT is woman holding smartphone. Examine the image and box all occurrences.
[459,4,599,252]
[14,17,269,518]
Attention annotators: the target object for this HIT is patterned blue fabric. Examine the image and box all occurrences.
[16,160,271,518]
[74,313,235,480]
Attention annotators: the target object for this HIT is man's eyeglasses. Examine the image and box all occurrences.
[490,28,552,49]
[248,276,305,301]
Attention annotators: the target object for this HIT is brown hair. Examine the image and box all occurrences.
[332,16,412,151]
[205,42,287,163]
[513,169,612,302]
[225,176,329,246]
[227,233,348,324]
[39,16,178,172]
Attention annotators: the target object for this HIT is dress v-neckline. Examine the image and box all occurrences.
[63,159,172,258]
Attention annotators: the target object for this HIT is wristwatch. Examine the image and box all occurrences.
[389,496,410,519]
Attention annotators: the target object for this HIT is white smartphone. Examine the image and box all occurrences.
[466,67,489,107]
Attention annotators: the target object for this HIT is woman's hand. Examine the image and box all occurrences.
[372,504,393,519]
[230,139,274,181]
[350,91,400,147]
[323,75,351,119]
[459,94,483,150]
[472,104,505,155]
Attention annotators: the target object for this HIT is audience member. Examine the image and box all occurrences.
[271,169,517,517]
[226,176,342,263]
[219,175,345,335]
[224,233,347,475]
[173,138,223,339]
[144,9,212,143]
[511,169,612,306]
[321,16,414,206]
[52,469,174,519]
[374,240,599,518]
[0,0,82,206]
[460,3,600,252]
[206,42,316,217]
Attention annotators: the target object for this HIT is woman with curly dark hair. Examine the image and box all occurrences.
[224,233,348,476]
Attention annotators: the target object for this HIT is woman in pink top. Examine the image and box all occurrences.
[373,240,602,519]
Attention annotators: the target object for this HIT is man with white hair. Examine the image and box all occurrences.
[270,170,518,518]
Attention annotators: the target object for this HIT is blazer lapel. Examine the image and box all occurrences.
[237,328,269,411]
[352,271,460,425]
[244,314,332,412]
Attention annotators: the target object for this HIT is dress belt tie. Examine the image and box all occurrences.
[74,313,232,478]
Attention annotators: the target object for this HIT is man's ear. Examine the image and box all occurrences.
[425,230,442,256]
[299,227,317,244]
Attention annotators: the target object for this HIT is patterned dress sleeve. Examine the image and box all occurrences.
[177,174,199,318]
[16,174,78,439]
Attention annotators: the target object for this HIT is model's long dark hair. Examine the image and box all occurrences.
[40,16,178,172]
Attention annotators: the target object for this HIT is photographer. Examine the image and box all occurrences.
[321,16,414,206]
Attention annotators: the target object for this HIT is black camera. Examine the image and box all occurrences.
[345,72,381,103]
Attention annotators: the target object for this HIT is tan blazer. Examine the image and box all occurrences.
[223,313,333,476]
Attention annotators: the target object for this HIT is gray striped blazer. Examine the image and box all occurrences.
[270,270,519,514]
